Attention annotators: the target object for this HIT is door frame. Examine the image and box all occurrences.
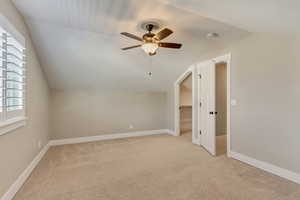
[197,54,231,156]
[174,65,197,144]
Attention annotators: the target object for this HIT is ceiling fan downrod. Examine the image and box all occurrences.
[146,24,154,33]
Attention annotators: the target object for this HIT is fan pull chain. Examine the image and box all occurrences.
[148,56,153,78]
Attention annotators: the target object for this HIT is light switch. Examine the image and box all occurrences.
[231,99,237,106]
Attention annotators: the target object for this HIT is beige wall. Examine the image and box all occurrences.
[180,74,192,106]
[180,107,192,134]
[228,34,300,174]
[0,0,50,197]
[216,63,227,136]
[167,33,300,174]
[50,90,167,139]
[180,89,192,106]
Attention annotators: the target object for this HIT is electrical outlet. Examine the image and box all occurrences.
[129,125,134,129]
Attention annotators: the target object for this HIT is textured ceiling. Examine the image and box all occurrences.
[12,0,250,91]
[169,0,300,36]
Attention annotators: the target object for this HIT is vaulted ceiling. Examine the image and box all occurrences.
[11,0,259,91]
[180,74,192,92]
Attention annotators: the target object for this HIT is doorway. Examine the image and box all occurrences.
[197,54,231,156]
[179,74,192,140]
[174,66,197,144]
[215,62,227,156]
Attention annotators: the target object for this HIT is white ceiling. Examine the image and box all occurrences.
[12,0,252,91]
[168,0,300,36]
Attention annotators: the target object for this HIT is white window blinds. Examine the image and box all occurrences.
[0,26,25,120]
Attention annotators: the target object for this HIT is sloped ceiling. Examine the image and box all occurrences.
[12,0,250,91]
[180,74,192,91]
[169,0,300,36]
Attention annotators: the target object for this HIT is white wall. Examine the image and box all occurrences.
[167,33,300,174]
[0,0,50,197]
[50,90,167,139]
[216,63,227,136]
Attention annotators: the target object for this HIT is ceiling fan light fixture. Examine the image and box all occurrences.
[141,42,159,55]
[121,25,181,55]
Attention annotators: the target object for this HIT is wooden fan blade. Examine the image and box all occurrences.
[121,45,141,50]
[120,32,143,41]
[159,42,182,49]
[155,28,173,40]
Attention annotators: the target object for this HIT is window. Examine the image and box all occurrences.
[0,22,26,132]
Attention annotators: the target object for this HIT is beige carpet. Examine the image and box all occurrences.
[14,134,300,200]
[181,132,227,156]
[180,130,192,142]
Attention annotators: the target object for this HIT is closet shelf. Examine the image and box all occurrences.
[179,105,192,109]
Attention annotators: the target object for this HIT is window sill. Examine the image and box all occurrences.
[0,117,27,136]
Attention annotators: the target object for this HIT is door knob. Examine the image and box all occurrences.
[209,112,217,115]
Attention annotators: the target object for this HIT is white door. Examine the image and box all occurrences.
[198,61,216,155]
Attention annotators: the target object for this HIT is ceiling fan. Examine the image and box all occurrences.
[120,24,182,56]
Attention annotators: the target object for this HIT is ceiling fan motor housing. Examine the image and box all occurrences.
[143,32,156,42]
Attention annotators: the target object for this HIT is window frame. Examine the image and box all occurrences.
[0,14,26,136]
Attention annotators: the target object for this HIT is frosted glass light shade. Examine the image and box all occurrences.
[141,43,158,55]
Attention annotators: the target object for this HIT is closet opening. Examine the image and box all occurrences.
[179,74,193,141]
[215,62,227,156]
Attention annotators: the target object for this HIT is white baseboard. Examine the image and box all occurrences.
[1,129,173,200]
[229,151,300,184]
[1,143,50,200]
[166,129,176,136]
[50,129,171,146]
